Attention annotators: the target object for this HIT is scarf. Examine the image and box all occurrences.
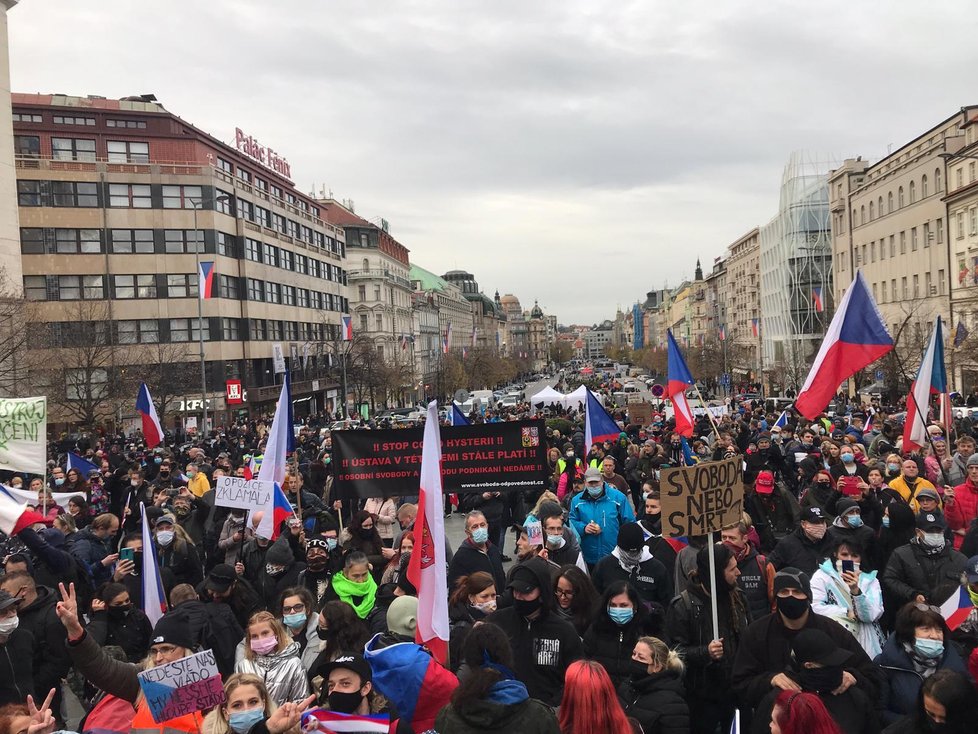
[903,641,941,678]
[330,572,378,619]
[911,536,946,557]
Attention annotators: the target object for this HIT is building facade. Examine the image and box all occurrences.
[441,270,503,353]
[721,227,761,377]
[0,1,21,293]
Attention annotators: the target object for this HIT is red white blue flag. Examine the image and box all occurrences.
[904,316,948,451]
[794,272,892,420]
[198,261,215,299]
[939,585,973,630]
[136,383,164,449]
[443,322,452,354]
[667,329,696,437]
[341,314,353,341]
[141,503,167,625]
[585,388,620,448]
[812,286,824,312]
[751,319,759,338]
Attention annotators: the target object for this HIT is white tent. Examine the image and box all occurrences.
[563,384,590,410]
[530,385,565,404]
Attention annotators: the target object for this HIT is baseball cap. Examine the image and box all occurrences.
[916,511,947,531]
[205,564,237,594]
[755,471,775,494]
[966,556,978,584]
[508,564,542,595]
[774,567,812,599]
[915,488,940,503]
[616,522,645,552]
[0,590,21,612]
[800,506,826,524]
[791,629,852,667]
[318,653,373,684]
[584,467,602,483]
[156,513,176,528]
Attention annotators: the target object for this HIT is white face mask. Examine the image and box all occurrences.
[921,532,945,549]
[0,615,19,635]
[156,530,175,547]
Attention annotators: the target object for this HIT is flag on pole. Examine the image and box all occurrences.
[679,436,694,466]
[67,452,99,477]
[794,272,893,420]
[585,389,620,448]
[136,383,164,449]
[450,403,470,426]
[140,504,167,625]
[939,585,973,631]
[400,334,408,351]
[751,319,760,338]
[257,374,296,537]
[341,314,353,341]
[0,491,46,536]
[903,316,948,451]
[812,287,824,313]
[954,320,968,348]
[267,482,294,541]
[667,329,696,437]
[198,261,215,299]
[443,322,452,354]
[863,409,875,436]
[406,400,450,663]
[773,411,788,429]
[718,326,726,341]
[242,456,258,481]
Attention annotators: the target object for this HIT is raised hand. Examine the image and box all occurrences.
[55,583,84,638]
[26,688,56,734]
[265,693,316,734]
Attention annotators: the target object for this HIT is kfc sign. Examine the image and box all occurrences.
[234,128,292,179]
[226,379,243,405]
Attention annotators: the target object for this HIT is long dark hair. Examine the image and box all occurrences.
[450,622,513,712]
[913,670,973,734]
[347,510,382,552]
[592,580,645,631]
[554,565,598,635]
[319,600,371,660]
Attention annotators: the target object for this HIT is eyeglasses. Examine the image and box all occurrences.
[151,644,179,658]
[555,588,575,598]
[282,603,305,614]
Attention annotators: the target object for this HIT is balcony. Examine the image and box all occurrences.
[347,268,412,289]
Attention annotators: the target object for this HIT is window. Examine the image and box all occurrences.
[215,190,234,215]
[254,177,267,192]
[222,318,240,341]
[898,186,905,207]
[881,281,887,302]
[106,119,147,129]
[937,218,944,244]
[255,206,271,228]
[861,244,867,264]
[111,229,155,254]
[17,180,41,206]
[887,191,893,212]
[358,285,366,300]
[373,285,381,301]
[971,162,976,184]
[869,202,875,220]
[53,181,99,207]
[282,285,295,306]
[237,199,254,221]
[54,228,102,254]
[360,232,369,247]
[166,274,197,298]
[957,168,964,189]
[263,243,278,268]
[162,185,203,209]
[375,313,383,331]
[891,279,897,299]
[925,272,932,296]
[218,275,239,299]
[971,207,978,236]
[900,231,906,253]
[237,168,252,184]
[959,211,967,238]
[872,282,877,300]
[14,135,40,157]
[116,319,159,344]
[217,232,237,258]
[296,288,309,308]
[163,230,203,254]
[287,220,299,240]
[939,269,946,294]
[280,250,293,271]
[902,277,908,299]
[266,282,281,304]
[109,183,151,208]
[52,115,94,126]
[310,291,322,310]
[270,184,283,200]
[52,137,96,162]
[58,275,105,300]
[169,318,209,342]
[12,112,42,123]
[244,238,261,262]
[250,319,266,341]
[913,274,919,298]
[285,321,299,341]
[360,314,368,330]
[870,241,876,262]
[272,213,287,233]
[909,181,916,203]
[107,141,149,163]
[24,276,47,301]
[922,175,928,197]
[936,168,943,192]
[860,205,865,224]
[924,222,931,247]
[217,157,233,174]
[309,259,320,279]
[20,228,43,254]
[295,254,307,275]
[113,274,157,299]
[268,320,282,341]
[247,278,264,301]
[911,227,918,252]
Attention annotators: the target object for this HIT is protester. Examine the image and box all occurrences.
[769,507,831,575]
[881,669,973,734]
[0,590,34,707]
[591,522,670,623]
[618,636,690,734]
[84,581,152,663]
[558,660,641,734]
[721,520,775,622]
[276,587,321,671]
[552,564,599,636]
[234,611,309,705]
[315,654,414,732]
[447,511,506,594]
[583,581,654,686]
[767,690,845,734]
[569,466,636,569]
[881,511,967,608]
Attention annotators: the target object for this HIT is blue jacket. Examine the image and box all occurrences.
[569,484,635,563]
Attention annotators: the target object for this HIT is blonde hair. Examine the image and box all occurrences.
[244,611,290,659]
[636,636,684,675]
[530,491,559,517]
[202,674,277,734]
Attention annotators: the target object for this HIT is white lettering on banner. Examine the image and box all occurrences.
[0,397,47,474]
[214,475,274,512]
[137,649,224,723]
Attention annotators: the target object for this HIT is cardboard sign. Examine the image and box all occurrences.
[660,456,744,537]
[629,402,653,425]
[137,649,224,723]
[214,475,275,512]
[0,397,47,475]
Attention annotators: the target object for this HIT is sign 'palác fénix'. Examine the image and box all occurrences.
[234,128,292,179]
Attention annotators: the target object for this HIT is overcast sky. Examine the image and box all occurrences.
[10,1,977,324]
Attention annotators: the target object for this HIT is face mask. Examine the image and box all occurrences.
[913,637,944,659]
[187,470,197,478]
[846,514,864,528]
[619,549,643,565]
[283,612,306,629]
[316,626,333,640]
[159,470,170,477]
[357,527,374,539]
[472,599,497,614]
[265,564,286,577]
[470,527,489,545]
[586,485,603,497]
[887,463,900,473]
[882,516,890,528]
[565,452,574,458]
[250,636,278,655]
[306,557,328,572]
[546,533,565,549]
[841,453,855,464]
[154,457,162,465]
[512,596,542,618]
[156,530,174,547]
[108,604,132,619]
[0,616,18,635]
[921,532,946,550]
[325,538,338,551]
[327,690,364,715]
[54,477,64,486]
[798,665,843,693]
[608,606,634,625]
[776,595,809,620]
[174,506,190,517]
[803,523,826,541]
[228,708,265,734]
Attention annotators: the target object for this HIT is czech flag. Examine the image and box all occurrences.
[667,329,696,437]
[341,314,353,341]
[794,272,893,420]
[443,322,452,354]
[67,452,99,477]
[242,455,258,480]
[140,503,167,625]
[0,491,47,536]
[407,401,451,664]
[812,286,824,313]
[718,326,726,341]
[751,319,760,338]
[299,709,390,733]
[257,374,295,538]
[863,409,875,435]
[585,388,620,448]
[198,261,215,299]
[939,585,973,630]
[451,403,469,426]
[903,316,948,451]
[773,410,788,429]
[136,383,164,449]
[268,482,294,540]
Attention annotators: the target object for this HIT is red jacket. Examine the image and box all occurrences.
[946,479,978,549]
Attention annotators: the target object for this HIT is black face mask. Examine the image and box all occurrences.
[777,595,809,620]
[512,596,542,619]
[108,604,132,619]
[317,626,333,640]
[642,514,662,533]
[357,528,374,539]
[327,690,363,714]
[798,665,843,692]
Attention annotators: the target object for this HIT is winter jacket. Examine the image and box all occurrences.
[16,585,71,701]
[87,605,154,663]
[887,475,937,512]
[874,632,971,724]
[234,640,310,705]
[881,539,968,607]
[826,521,879,571]
[768,525,832,576]
[618,669,690,734]
[731,611,882,709]
[732,544,774,623]
[748,487,800,549]
[545,528,583,568]
[447,539,506,595]
[592,549,670,620]
[72,527,114,585]
[946,479,978,549]
[810,560,885,658]
[568,484,636,564]
[583,613,653,687]
[66,630,141,703]
[157,539,203,588]
[433,678,560,734]
[751,677,879,734]
[0,628,35,706]
[946,452,970,487]
[448,602,492,673]
[167,599,243,678]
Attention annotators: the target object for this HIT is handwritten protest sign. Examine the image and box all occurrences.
[0,397,47,475]
[214,475,274,513]
[660,456,743,538]
[137,649,224,723]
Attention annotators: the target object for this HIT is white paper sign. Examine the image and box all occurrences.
[214,475,275,512]
[0,397,47,475]
[272,343,286,374]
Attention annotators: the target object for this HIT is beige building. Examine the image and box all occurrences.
[721,227,761,376]
[0,2,21,292]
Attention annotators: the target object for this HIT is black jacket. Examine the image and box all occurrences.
[881,539,968,607]
[618,669,690,734]
[731,611,882,709]
[583,614,652,687]
[17,586,70,700]
[0,628,35,706]
[752,676,879,734]
[71,527,113,585]
[734,545,773,624]
[165,600,244,678]
[768,525,832,575]
[157,539,203,587]
[591,552,670,623]
[826,522,879,571]
[86,606,154,663]
[448,539,506,595]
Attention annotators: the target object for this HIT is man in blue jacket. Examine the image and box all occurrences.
[569,466,635,569]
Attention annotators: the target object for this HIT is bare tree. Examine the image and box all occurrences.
[129,342,200,426]
[0,268,31,397]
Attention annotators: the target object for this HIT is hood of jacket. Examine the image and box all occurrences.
[629,668,686,697]
[19,585,57,617]
[485,678,529,705]
[446,681,531,728]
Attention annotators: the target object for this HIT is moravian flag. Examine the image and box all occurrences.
[903,316,948,451]
[667,329,696,437]
[136,383,164,449]
[198,261,215,299]
[812,286,824,312]
[794,272,893,420]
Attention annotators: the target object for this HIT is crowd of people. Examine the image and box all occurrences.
[0,391,976,734]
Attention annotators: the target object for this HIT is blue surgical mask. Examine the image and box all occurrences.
[846,514,863,528]
[154,457,162,465]
[471,527,489,545]
[283,612,306,629]
[325,537,338,551]
[608,606,634,625]
[882,516,890,528]
[887,463,900,473]
[228,708,265,734]
[841,453,855,464]
[913,637,944,659]
[586,484,603,497]
[54,477,65,486]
